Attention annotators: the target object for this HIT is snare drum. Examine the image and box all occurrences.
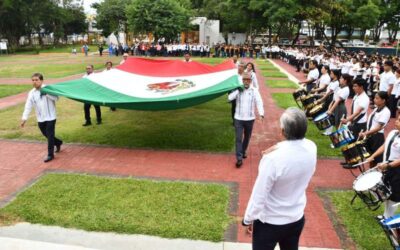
[341,140,371,166]
[353,168,392,207]
[341,142,362,165]
[293,88,307,101]
[309,104,327,119]
[328,126,355,148]
[300,95,317,110]
[379,214,400,248]
[313,113,333,132]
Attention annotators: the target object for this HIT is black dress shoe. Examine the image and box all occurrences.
[44,155,54,163]
[82,122,92,126]
[55,141,63,153]
[243,152,247,159]
[236,160,243,168]
[96,120,102,125]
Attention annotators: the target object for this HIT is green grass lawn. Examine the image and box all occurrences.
[271,93,341,157]
[0,84,32,98]
[0,62,112,78]
[0,173,232,241]
[0,56,226,78]
[266,80,298,89]
[262,71,288,78]
[258,65,278,71]
[0,96,234,152]
[322,190,394,250]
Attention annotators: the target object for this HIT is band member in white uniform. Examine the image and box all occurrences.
[367,115,400,218]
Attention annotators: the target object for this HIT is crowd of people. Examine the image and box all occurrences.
[281,47,400,220]
[95,42,281,59]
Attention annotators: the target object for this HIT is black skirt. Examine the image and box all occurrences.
[384,167,400,202]
[366,133,385,164]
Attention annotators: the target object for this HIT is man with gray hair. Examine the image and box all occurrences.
[228,72,264,168]
[242,107,317,250]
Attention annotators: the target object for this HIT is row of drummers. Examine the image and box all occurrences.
[293,72,391,168]
[293,69,400,249]
[293,72,400,216]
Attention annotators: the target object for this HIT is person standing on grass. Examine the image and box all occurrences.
[21,73,63,163]
[242,107,316,250]
[104,61,116,112]
[82,65,102,126]
[228,72,264,168]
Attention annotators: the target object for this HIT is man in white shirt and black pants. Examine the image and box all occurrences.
[228,72,264,168]
[341,78,370,137]
[242,107,317,250]
[21,73,63,163]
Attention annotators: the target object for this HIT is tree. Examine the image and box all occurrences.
[92,0,130,45]
[126,0,191,43]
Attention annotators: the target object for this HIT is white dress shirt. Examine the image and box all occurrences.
[367,107,390,133]
[244,139,317,225]
[328,80,340,96]
[318,73,331,89]
[22,85,58,122]
[228,87,264,121]
[379,71,396,92]
[334,86,349,101]
[351,92,369,123]
[384,130,400,161]
[307,68,319,84]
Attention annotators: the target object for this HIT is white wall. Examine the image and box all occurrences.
[227,33,246,45]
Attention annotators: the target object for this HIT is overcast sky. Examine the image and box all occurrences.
[83,0,100,14]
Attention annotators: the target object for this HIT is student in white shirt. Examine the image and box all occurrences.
[21,73,63,163]
[367,115,400,218]
[245,62,259,89]
[341,78,370,136]
[228,73,264,168]
[327,74,351,128]
[103,61,117,112]
[379,60,396,94]
[360,91,390,166]
[299,60,319,92]
[316,69,340,108]
[242,107,316,250]
[390,68,400,118]
[311,65,330,94]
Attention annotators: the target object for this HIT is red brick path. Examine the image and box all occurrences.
[0,58,358,249]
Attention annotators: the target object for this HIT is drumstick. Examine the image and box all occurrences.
[356,129,364,142]
[392,202,400,208]
[338,114,346,129]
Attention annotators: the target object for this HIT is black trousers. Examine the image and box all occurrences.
[349,122,366,138]
[253,216,305,250]
[84,104,102,123]
[389,95,398,118]
[231,101,236,124]
[234,119,254,160]
[38,120,62,157]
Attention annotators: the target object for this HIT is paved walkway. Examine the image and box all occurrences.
[0,58,356,249]
[0,223,339,250]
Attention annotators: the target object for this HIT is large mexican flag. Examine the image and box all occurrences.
[42,58,241,110]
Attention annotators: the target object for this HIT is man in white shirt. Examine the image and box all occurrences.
[300,60,319,92]
[379,60,396,94]
[228,72,264,168]
[83,65,102,126]
[21,73,63,163]
[341,78,370,138]
[243,107,316,250]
